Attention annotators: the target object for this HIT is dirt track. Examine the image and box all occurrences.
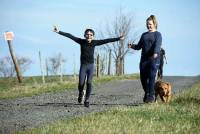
[0,76,199,134]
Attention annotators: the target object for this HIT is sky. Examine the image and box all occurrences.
[0,0,200,76]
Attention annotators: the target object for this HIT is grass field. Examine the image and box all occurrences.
[0,74,139,99]
[16,80,200,134]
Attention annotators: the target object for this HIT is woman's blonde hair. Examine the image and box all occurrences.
[146,15,158,29]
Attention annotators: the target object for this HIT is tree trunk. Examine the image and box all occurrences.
[121,57,125,75]
[115,58,121,76]
[116,57,124,76]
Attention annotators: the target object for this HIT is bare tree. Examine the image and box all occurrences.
[0,56,14,77]
[47,53,66,75]
[98,8,137,75]
[0,56,32,77]
[18,57,32,74]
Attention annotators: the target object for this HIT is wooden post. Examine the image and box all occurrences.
[4,32,23,83]
[96,54,100,78]
[39,51,45,84]
[108,49,112,75]
[59,53,63,82]
[45,58,49,77]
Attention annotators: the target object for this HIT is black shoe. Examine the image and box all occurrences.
[145,97,155,103]
[78,91,83,103]
[143,94,147,102]
[84,101,90,107]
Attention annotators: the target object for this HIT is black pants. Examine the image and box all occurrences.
[140,59,159,100]
[78,64,94,102]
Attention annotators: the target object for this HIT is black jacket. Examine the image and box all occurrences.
[58,31,120,64]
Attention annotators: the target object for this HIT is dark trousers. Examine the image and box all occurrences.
[78,64,94,102]
[140,59,159,100]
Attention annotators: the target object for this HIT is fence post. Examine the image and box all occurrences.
[96,54,100,78]
[39,51,45,84]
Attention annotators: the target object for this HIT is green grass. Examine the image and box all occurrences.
[0,74,139,99]
[16,80,200,134]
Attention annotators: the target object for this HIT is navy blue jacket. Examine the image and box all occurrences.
[131,31,162,62]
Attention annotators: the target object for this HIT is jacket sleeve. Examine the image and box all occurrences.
[94,37,120,46]
[58,31,82,44]
[131,34,143,50]
[154,32,162,54]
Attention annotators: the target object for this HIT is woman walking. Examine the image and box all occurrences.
[128,15,162,103]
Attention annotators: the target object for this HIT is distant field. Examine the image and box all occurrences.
[0,74,139,99]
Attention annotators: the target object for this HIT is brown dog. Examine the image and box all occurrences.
[155,80,172,103]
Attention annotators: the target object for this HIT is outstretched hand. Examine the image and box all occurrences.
[53,25,59,33]
[128,43,133,48]
[120,35,125,40]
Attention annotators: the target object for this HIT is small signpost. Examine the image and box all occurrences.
[4,31,23,83]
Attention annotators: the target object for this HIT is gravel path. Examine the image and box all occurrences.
[0,76,199,134]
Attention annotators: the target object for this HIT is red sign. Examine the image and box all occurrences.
[4,32,14,40]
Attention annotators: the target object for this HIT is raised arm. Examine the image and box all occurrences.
[53,26,82,44]
[94,36,124,46]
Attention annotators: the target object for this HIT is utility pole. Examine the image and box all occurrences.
[4,31,23,83]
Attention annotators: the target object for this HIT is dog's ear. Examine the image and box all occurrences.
[166,82,170,86]
[166,83,169,87]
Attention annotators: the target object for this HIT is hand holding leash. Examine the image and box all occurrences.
[128,43,133,48]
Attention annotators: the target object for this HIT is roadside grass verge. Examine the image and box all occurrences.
[0,74,139,99]
[17,80,200,134]
[0,82,76,100]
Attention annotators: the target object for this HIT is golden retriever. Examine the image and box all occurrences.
[155,80,172,103]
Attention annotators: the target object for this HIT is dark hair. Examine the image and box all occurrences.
[84,29,95,36]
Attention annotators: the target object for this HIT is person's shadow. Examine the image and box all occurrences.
[33,102,143,107]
